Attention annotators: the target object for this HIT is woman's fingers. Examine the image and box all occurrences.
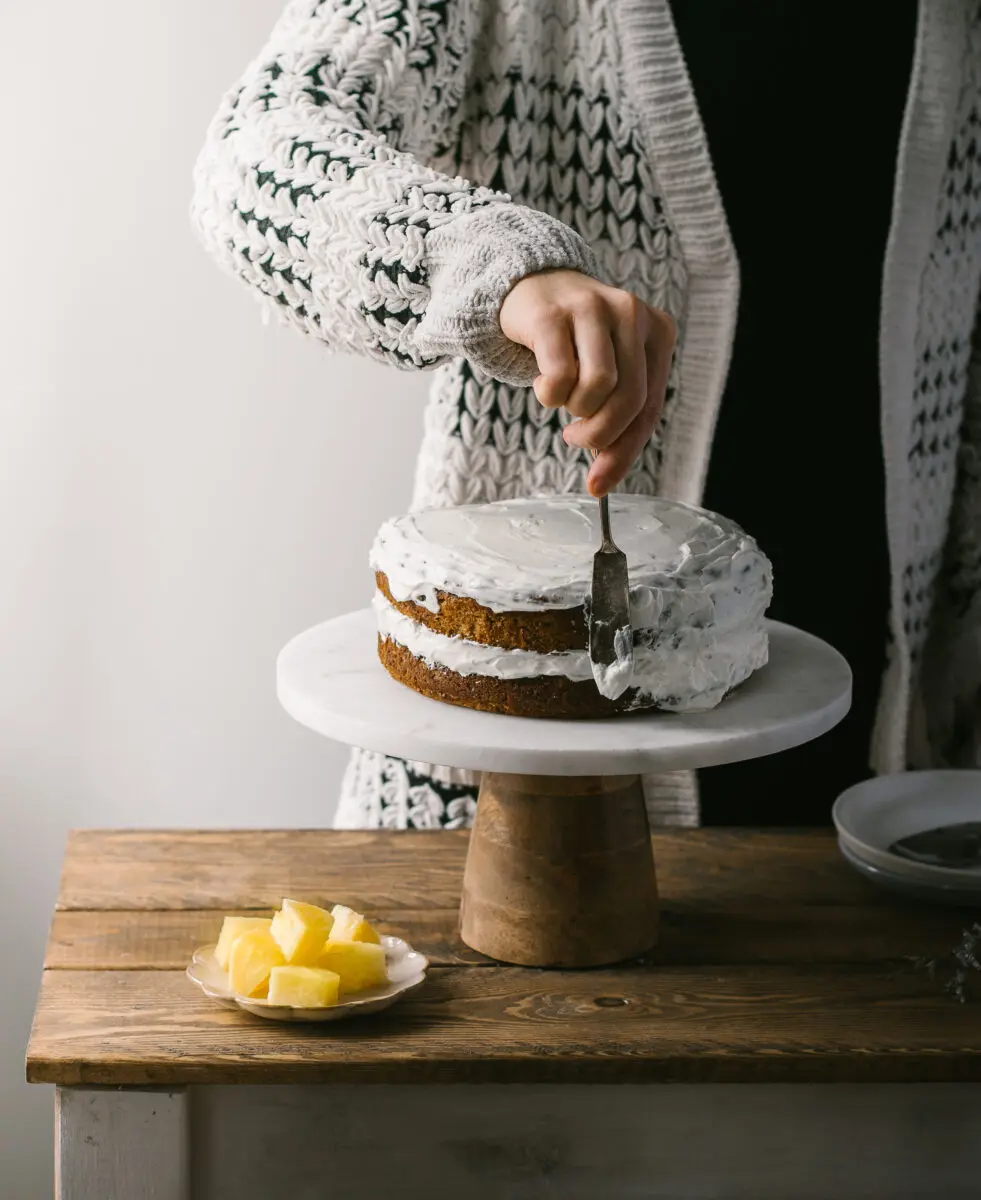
[565,304,647,450]
[498,270,677,489]
[587,394,660,497]
[529,317,578,410]
[584,308,676,497]
[563,310,618,420]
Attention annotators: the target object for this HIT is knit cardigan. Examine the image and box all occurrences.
[192,0,981,830]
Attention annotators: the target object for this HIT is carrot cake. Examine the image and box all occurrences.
[370,495,772,718]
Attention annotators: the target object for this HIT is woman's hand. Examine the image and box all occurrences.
[499,269,676,497]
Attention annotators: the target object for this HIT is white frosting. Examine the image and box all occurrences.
[591,622,634,700]
[370,494,773,712]
[371,493,769,613]
[374,593,769,713]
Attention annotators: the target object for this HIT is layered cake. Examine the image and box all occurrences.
[370,495,772,718]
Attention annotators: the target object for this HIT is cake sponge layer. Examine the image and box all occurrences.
[376,571,585,653]
[379,635,639,718]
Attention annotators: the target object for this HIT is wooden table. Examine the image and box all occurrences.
[27,829,981,1199]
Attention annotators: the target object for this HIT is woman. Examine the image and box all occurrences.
[192,0,981,829]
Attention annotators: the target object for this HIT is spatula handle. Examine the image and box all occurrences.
[589,449,614,548]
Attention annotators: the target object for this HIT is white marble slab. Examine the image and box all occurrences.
[276,610,851,776]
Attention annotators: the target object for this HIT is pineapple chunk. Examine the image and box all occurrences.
[270,899,334,965]
[228,926,285,998]
[268,966,341,1008]
[214,917,272,971]
[318,940,388,995]
[329,904,381,945]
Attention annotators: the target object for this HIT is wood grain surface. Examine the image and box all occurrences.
[44,904,971,971]
[56,828,892,910]
[45,910,488,970]
[57,830,471,911]
[461,773,659,966]
[28,965,981,1086]
[27,827,981,1088]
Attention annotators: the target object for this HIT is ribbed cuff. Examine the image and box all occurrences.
[415,203,599,387]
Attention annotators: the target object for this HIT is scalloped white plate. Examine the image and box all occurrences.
[186,935,429,1022]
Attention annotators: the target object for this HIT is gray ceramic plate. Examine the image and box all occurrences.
[833,770,981,886]
[186,935,429,1022]
[838,838,981,907]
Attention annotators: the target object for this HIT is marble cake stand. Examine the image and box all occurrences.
[277,609,851,968]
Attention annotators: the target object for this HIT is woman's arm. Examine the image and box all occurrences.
[190,0,596,385]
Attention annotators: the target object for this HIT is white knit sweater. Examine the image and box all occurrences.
[192,0,981,829]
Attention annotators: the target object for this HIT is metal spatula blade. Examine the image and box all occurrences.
[587,490,634,701]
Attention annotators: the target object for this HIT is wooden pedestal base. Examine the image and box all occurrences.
[459,772,659,967]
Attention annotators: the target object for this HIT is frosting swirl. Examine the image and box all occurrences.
[371,494,770,614]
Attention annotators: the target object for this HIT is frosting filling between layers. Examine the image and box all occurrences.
[591,622,635,701]
[374,592,768,713]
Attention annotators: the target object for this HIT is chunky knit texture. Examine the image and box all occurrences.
[193,0,981,830]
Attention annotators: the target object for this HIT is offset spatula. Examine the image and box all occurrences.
[587,468,634,700]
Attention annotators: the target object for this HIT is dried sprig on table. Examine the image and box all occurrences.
[912,923,981,1003]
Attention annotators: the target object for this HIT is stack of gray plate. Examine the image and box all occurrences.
[832,770,981,906]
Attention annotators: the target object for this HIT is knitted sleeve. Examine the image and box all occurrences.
[190,0,597,386]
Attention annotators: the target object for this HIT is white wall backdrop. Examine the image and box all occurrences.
[0,2,425,1191]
